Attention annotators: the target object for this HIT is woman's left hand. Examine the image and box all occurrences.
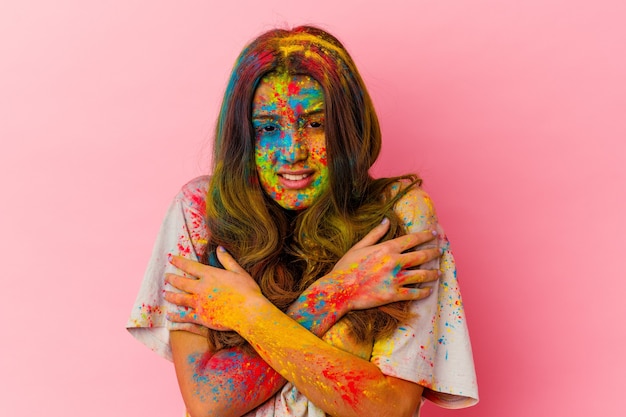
[164,248,263,331]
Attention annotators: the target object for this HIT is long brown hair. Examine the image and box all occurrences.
[204,26,421,350]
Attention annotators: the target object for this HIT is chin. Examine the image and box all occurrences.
[280,203,310,211]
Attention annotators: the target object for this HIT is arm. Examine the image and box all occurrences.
[164,206,399,416]
[386,186,479,408]
[169,272,359,417]
[169,219,438,417]
[166,224,440,417]
[232,292,424,417]
[168,273,361,417]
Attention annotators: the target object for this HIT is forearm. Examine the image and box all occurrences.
[171,330,284,417]
[166,223,437,417]
[236,298,420,417]
[171,277,355,417]
[286,273,351,335]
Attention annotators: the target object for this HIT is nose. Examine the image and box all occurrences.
[279,130,308,163]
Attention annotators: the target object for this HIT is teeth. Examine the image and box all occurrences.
[282,173,309,181]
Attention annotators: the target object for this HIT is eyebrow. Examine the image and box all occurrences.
[252,108,325,119]
[301,108,325,117]
[251,114,279,121]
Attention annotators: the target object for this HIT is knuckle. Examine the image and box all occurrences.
[413,250,427,264]
[395,236,411,250]
[411,270,426,282]
[377,245,392,256]
[411,292,423,301]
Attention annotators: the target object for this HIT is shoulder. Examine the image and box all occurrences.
[175,175,211,215]
[179,175,211,198]
[168,176,211,255]
[389,179,438,233]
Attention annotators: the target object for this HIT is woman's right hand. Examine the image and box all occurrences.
[327,218,441,312]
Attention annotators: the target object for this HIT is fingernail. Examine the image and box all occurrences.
[167,253,173,262]
[439,247,445,255]
[381,217,389,225]
[431,230,438,236]
[218,245,226,252]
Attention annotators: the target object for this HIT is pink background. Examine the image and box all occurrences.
[1,1,624,416]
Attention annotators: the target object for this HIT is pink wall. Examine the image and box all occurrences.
[1,1,624,415]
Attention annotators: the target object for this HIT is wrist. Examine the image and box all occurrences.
[291,273,353,323]
[319,271,356,315]
[228,293,274,334]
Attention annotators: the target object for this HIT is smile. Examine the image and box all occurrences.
[280,173,311,181]
[277,171,316,190]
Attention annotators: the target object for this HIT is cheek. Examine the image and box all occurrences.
[255,141,278,171]
[317,148,328,166]
[308,138,328,166]
[255,157,272,182]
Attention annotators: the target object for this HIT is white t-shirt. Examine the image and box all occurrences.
[127,176,479,416]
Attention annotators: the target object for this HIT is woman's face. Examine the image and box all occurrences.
[252,73,329,210]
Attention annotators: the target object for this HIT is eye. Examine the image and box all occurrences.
[255,123,280,135]
[302,119,323,130]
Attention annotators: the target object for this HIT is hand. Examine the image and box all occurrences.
[328,218,440,311]
[164,248,263,331]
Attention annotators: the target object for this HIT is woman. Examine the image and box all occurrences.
[128,26,478,417]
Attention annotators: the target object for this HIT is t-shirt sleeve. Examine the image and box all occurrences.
[370,184,479,409]
[126,176,211,362]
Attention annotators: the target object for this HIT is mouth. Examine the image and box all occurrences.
[278,170,315,189]
[281,173,311,181]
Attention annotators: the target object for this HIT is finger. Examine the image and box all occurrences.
[165,310,232,330]
[185,323,210,337]
[397,247,441,268]
[166,309,198,324]
[215,246,247,273]
[169,255,209,278]
[396,269,440,286]
[166,309,232,332]
[164,290,196,308]
[350,218,392,251]
[388,230,438,253]
[396,286,434,301]
[166,273,199,294]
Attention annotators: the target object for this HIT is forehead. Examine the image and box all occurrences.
[252,73,324,111]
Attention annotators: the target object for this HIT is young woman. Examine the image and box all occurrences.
[128,26,478,417]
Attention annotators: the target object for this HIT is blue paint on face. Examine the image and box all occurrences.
[252,73,329,210]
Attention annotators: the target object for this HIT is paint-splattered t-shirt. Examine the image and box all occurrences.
[127,176,478,416]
